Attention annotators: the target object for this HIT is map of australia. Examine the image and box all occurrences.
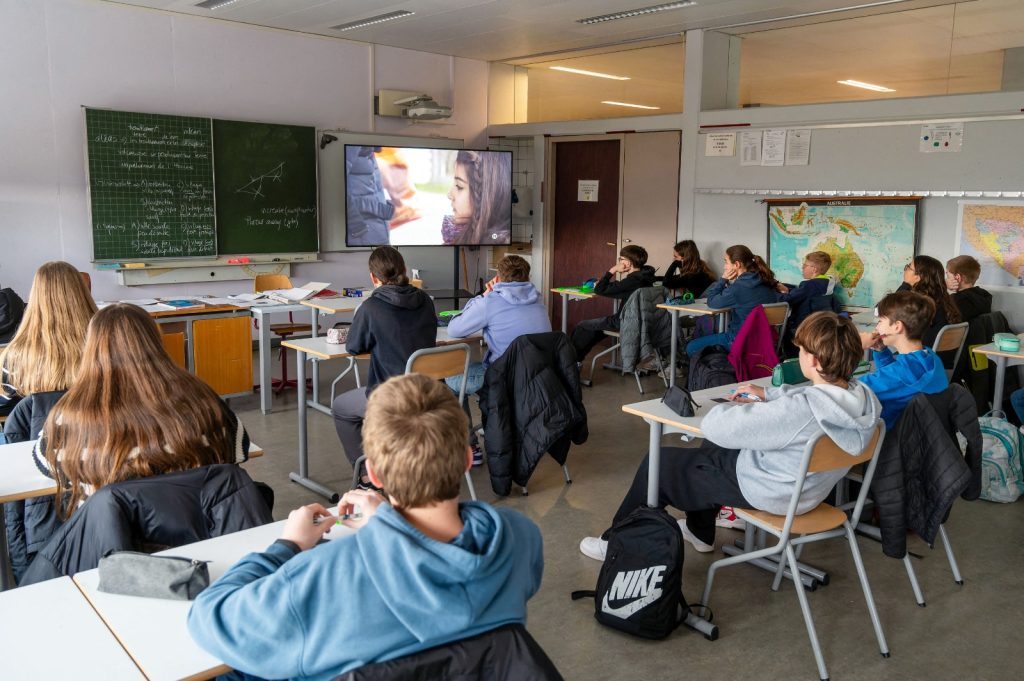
[957,201,1024,289]
[768,201,918,308]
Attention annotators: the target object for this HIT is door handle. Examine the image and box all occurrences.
[606,242,615,246]
[623,238,632,243]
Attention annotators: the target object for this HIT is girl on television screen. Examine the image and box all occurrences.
[442,150,511,246]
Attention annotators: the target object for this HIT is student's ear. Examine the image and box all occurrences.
[465,446,474,473]
[367,461,384,489]
[891,319,906,336]
[369,273,382,288]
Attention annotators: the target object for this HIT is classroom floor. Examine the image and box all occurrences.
[231,345,1022,681]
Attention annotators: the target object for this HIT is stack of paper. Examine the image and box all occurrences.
[265,282,331,304]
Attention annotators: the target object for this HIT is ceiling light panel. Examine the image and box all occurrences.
[578,1,697,26]
[549,66,630,80]
[195,0,243,9]
[331,10,415,32]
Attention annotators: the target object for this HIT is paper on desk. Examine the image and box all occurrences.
[197,297,240,306]
[230,293,266,302]
[121,298,159,306]
[140,303,175,313]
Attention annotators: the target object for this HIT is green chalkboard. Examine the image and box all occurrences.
[212,120,318,254]
[86,108,217,260]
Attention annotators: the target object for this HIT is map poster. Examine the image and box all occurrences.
[767,198,920,309]
[955,200,1024,291]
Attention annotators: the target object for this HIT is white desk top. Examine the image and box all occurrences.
[622,377,774,436]
[247,301,309,316]
[972,335,1024,361]
[0,577,145,680]
[657,299,730,315]
[74,519,354,681]
[301,296,364,314]
[0,440,58,504]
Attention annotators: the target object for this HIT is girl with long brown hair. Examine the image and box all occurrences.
[33,303,249,515]
[663,240,716,298]
[442,150,512,246]
[686,244,781,357]
[0,261,96,420]
[899,254,962,347]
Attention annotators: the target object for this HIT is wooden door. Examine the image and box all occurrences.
[193,316,253,396]
[621,131,681,277]
[551,139,621,334]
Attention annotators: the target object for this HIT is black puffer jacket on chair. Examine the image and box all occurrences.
[480,332,588,496]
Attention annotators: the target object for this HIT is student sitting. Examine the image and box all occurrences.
[686,245,780,357]
[946,255,992,324]
[662,239,715,298]
[581,312,881,557]
[859,291,949,430]
[570,245,656,362]
[188,374,544,681]
[31,304,251,512]
[898,255,962,348]
[777,250,838,330]
[0,261,96,423]
[332,246,437,480]
[445,255,550,463]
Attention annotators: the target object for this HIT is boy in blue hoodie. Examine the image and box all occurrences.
[859,290,948,430]
[188,373,544,681]
[777,251,839,352]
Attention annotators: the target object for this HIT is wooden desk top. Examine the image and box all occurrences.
[281,337,354,360]
[0,440,58,504]
[972,335,1024,361]
[550,287,595,300]
[149,304,245,319]
[656,300,730,315]
[1,577,145,680]
[301,296,364,314]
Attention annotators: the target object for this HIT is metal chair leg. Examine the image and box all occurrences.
[562,464,573,484]
[938,525,963,585]
[786,543,829,681]
[845,523,890,657]
[633,370,644,394]
[903,554,926,607]
[351,454,366,490]
[330,356,357,404]
[464,471,477,501]
[583,343,619,387]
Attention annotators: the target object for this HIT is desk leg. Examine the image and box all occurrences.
[259,317,272,415]
[310,307,321,406]
[669,310,679,389]
[561,295,569,335]
[288,351,340,502]
[993,355,1007,413]
[0,505,13,590]
[718,310,729,335]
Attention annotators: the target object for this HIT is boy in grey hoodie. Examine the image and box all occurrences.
[581,312,881,558]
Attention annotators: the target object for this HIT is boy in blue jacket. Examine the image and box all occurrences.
[188,374,544,681]
[859,290,948,430]
[777,251,839,352]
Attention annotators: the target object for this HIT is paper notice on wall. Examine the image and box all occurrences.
[740,130,763,166]
[920,123,963,152]
[785,129,811,165]
[705,132,736,157]
[578,179,599,202]
[761,129,787,166]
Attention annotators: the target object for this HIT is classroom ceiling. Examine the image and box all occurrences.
[107,0,965,63]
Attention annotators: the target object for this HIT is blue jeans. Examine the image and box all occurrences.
[1010,387,1024,424]
[444,361,486,398]
[686,332,731,357]
[0,432,6,445]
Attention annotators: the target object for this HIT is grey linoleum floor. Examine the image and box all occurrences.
[231,346,1022,681]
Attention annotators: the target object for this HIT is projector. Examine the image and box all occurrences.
[394,94,452,121]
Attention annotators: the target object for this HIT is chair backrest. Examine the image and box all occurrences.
[336,623,564,681]
[405,344,471,403]
[808,423,883,473]
[254,273,292,293]
[932,321,969,379]
[762,301,790,326]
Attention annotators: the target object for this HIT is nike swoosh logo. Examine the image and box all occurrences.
[600,588,663,619]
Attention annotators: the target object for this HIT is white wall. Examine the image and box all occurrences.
[0,0,489,301]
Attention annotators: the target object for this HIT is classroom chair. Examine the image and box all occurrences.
[701,424,888,681]
[581,288,670,395]
[254,273,315,394]
[931,321,969,381]
[350,343,477,501]
[336,623,564,680]
[762,301,791,357]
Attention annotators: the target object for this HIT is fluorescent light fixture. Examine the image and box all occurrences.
[837,79,895,92]
[602,100,660,110]
[195,0,242,9]
[331,10,415,32]
[578,1,696,25]
[550,66,630,80]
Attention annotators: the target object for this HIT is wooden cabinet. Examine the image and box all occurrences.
[192,316,253,396]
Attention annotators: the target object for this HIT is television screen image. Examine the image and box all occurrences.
[344,145,512,247]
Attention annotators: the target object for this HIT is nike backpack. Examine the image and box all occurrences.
[572,506,688,639]
[978,411,1023,503]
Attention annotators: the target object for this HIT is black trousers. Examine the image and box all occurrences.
[571,314,619,361]
[607,443,752,546]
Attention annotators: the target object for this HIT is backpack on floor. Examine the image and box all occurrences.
[978,411,1023,503]
[688,345,736,392]
[572,507,689,640]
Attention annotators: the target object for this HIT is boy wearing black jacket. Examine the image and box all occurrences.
[946,255,992,324]
[571,245,656,361]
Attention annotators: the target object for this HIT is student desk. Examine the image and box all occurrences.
[250,301,314,414]
[74,519,354,681]
[971,334,1024,413]
[549,288,595,334]
[0,576,146,679]
[657,300,732,388]
[300,297,365,413]
[282,329,482,501]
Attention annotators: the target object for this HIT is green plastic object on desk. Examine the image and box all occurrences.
[771,358,805,386]
[438,310,462,318]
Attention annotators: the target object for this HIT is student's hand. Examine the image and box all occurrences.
[722,263,739,282]
[338,489,386,530]
[280,503,336,551]
[608,261,625,275]
[860,331,883,351]
[730,384,765,402]
[484,276,499,295]
[776,283,789,294]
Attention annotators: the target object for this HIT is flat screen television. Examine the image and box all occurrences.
[344,145,512,247]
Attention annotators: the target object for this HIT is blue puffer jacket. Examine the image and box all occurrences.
[346,146,394,246]
[705,272,780,340]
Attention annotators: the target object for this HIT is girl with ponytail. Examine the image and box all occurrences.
[686,245,781,356]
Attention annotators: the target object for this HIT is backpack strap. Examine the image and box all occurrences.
[570,590,596,601]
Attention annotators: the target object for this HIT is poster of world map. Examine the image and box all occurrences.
[956,200,1024,291]
[767,199,919,308]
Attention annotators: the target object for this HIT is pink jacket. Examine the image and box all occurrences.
[728,305,779,382]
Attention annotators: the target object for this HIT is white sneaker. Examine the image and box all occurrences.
[677,519,715,553]
[715,506,746,531]
[579,536,608,561]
